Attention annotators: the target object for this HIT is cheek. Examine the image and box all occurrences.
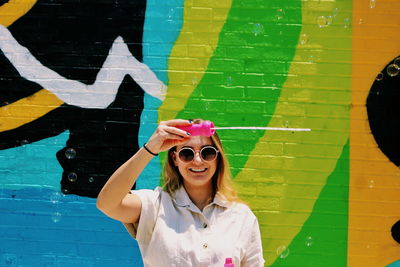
[177,164,187,175]
[210,160,218,174]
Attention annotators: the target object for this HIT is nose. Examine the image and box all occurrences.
[193,151,203,164]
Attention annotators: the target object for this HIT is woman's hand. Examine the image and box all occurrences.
[145,119,192,154]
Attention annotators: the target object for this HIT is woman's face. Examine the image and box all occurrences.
[173,136,218,190]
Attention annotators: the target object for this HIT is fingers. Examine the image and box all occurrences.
[162,125,190,138]
[160,119,192,127]
[146,119,193,153]
[160,130,188,140]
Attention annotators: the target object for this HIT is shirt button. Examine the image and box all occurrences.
[203,243,208,249]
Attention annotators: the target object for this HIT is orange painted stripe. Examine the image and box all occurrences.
[0,0,37,27]
[0,89,63,132]
[350,0,400,266]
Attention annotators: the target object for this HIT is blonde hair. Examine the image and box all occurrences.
[163,119,240,203]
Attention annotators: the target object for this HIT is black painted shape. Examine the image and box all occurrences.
[0,1,8,6]
[366,56,400,166]
[57,75,143,198]
[0,52,43,106]
[391,220,400,244]
[8,0,146,83]
[0,75,142,197]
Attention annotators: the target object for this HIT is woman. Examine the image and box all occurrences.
[97,119,265,266]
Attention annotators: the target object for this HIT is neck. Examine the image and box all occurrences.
[183,183,214,211]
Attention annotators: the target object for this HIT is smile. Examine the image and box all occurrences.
[189,168,208,173]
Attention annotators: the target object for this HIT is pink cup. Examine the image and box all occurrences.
[176,120,215,136]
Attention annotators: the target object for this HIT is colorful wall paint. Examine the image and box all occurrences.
[0,0,399,266]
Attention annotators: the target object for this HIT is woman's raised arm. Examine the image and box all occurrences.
[96,119,192,223]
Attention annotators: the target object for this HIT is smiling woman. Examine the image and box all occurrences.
[97,119,265,267]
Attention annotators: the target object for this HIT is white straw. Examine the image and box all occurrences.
[212,127,311,132]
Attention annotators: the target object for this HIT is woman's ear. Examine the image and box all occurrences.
[171,150,178,167]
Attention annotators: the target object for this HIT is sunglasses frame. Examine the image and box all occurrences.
[174,146,219,163]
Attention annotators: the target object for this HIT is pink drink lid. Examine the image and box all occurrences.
[176,121,215,136]
[224,258,234,267]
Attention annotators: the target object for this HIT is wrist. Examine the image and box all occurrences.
[143,143,158,156]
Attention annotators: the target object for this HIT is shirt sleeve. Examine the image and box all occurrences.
[122,187,162,247]
[241,214,265,267]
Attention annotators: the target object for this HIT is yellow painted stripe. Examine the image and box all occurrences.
[234,1,352,265]
[0,0,37,27]
[0,89,63,132]
[0,0,64,132]
[349,0,400,265]
[158,0,232,121]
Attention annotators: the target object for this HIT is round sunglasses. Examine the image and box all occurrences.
[175,146,219,162]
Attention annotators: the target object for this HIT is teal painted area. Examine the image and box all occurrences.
[142,0,184,83]
[0,187,142,266]
[176,0,302,177]
[271,141,349,266]
[138,0,184,189]
[0,131,69,190]
[387,260,400,267]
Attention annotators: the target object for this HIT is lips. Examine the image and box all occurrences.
[189,168,208,173]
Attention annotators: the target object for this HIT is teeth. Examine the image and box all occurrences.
[190,168,207,172]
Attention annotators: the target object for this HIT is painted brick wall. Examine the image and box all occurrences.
[1,0,400,266]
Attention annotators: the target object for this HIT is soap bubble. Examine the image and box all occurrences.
[67,172,78,182]
[305,236,314,247]
[308,54,316,63]
[89,177,94,183]
[394,57,400,66]
[326,16,333,25]
[299,33,309,45]
[387,64,400,77]
[20,139,29,146]
[226,76,234,87]
[62,188,69,194]
[343,18,351,28]
[332,8,340,17]
[375,72,384,81]
[317,16,330,28]
[204,101,212,111]
[253,23,264,36]
[2,253,17,266]
[50,191,62,204]
[284,120,289,128]
[276,245,290,259]
[275,8,285,20]
[52,212,62,223]
[369,0,376,8]
[65,148,76,159]
[167,8,174,20]
[368,180,375,188]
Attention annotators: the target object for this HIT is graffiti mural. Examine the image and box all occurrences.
[1,0,400,266]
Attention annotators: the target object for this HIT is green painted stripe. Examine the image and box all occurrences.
[271,141,349,266]
[234,0,352,264]
[176,0,302,177]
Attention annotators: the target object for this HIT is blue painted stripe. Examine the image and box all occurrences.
[138,0,184,189]
[0,131,69,190]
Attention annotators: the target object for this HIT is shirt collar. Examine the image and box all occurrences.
[173,186,231,210]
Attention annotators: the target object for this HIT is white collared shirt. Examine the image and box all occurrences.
[123,186,264,267]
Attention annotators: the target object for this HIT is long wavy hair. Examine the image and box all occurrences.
[163,119,240,203]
